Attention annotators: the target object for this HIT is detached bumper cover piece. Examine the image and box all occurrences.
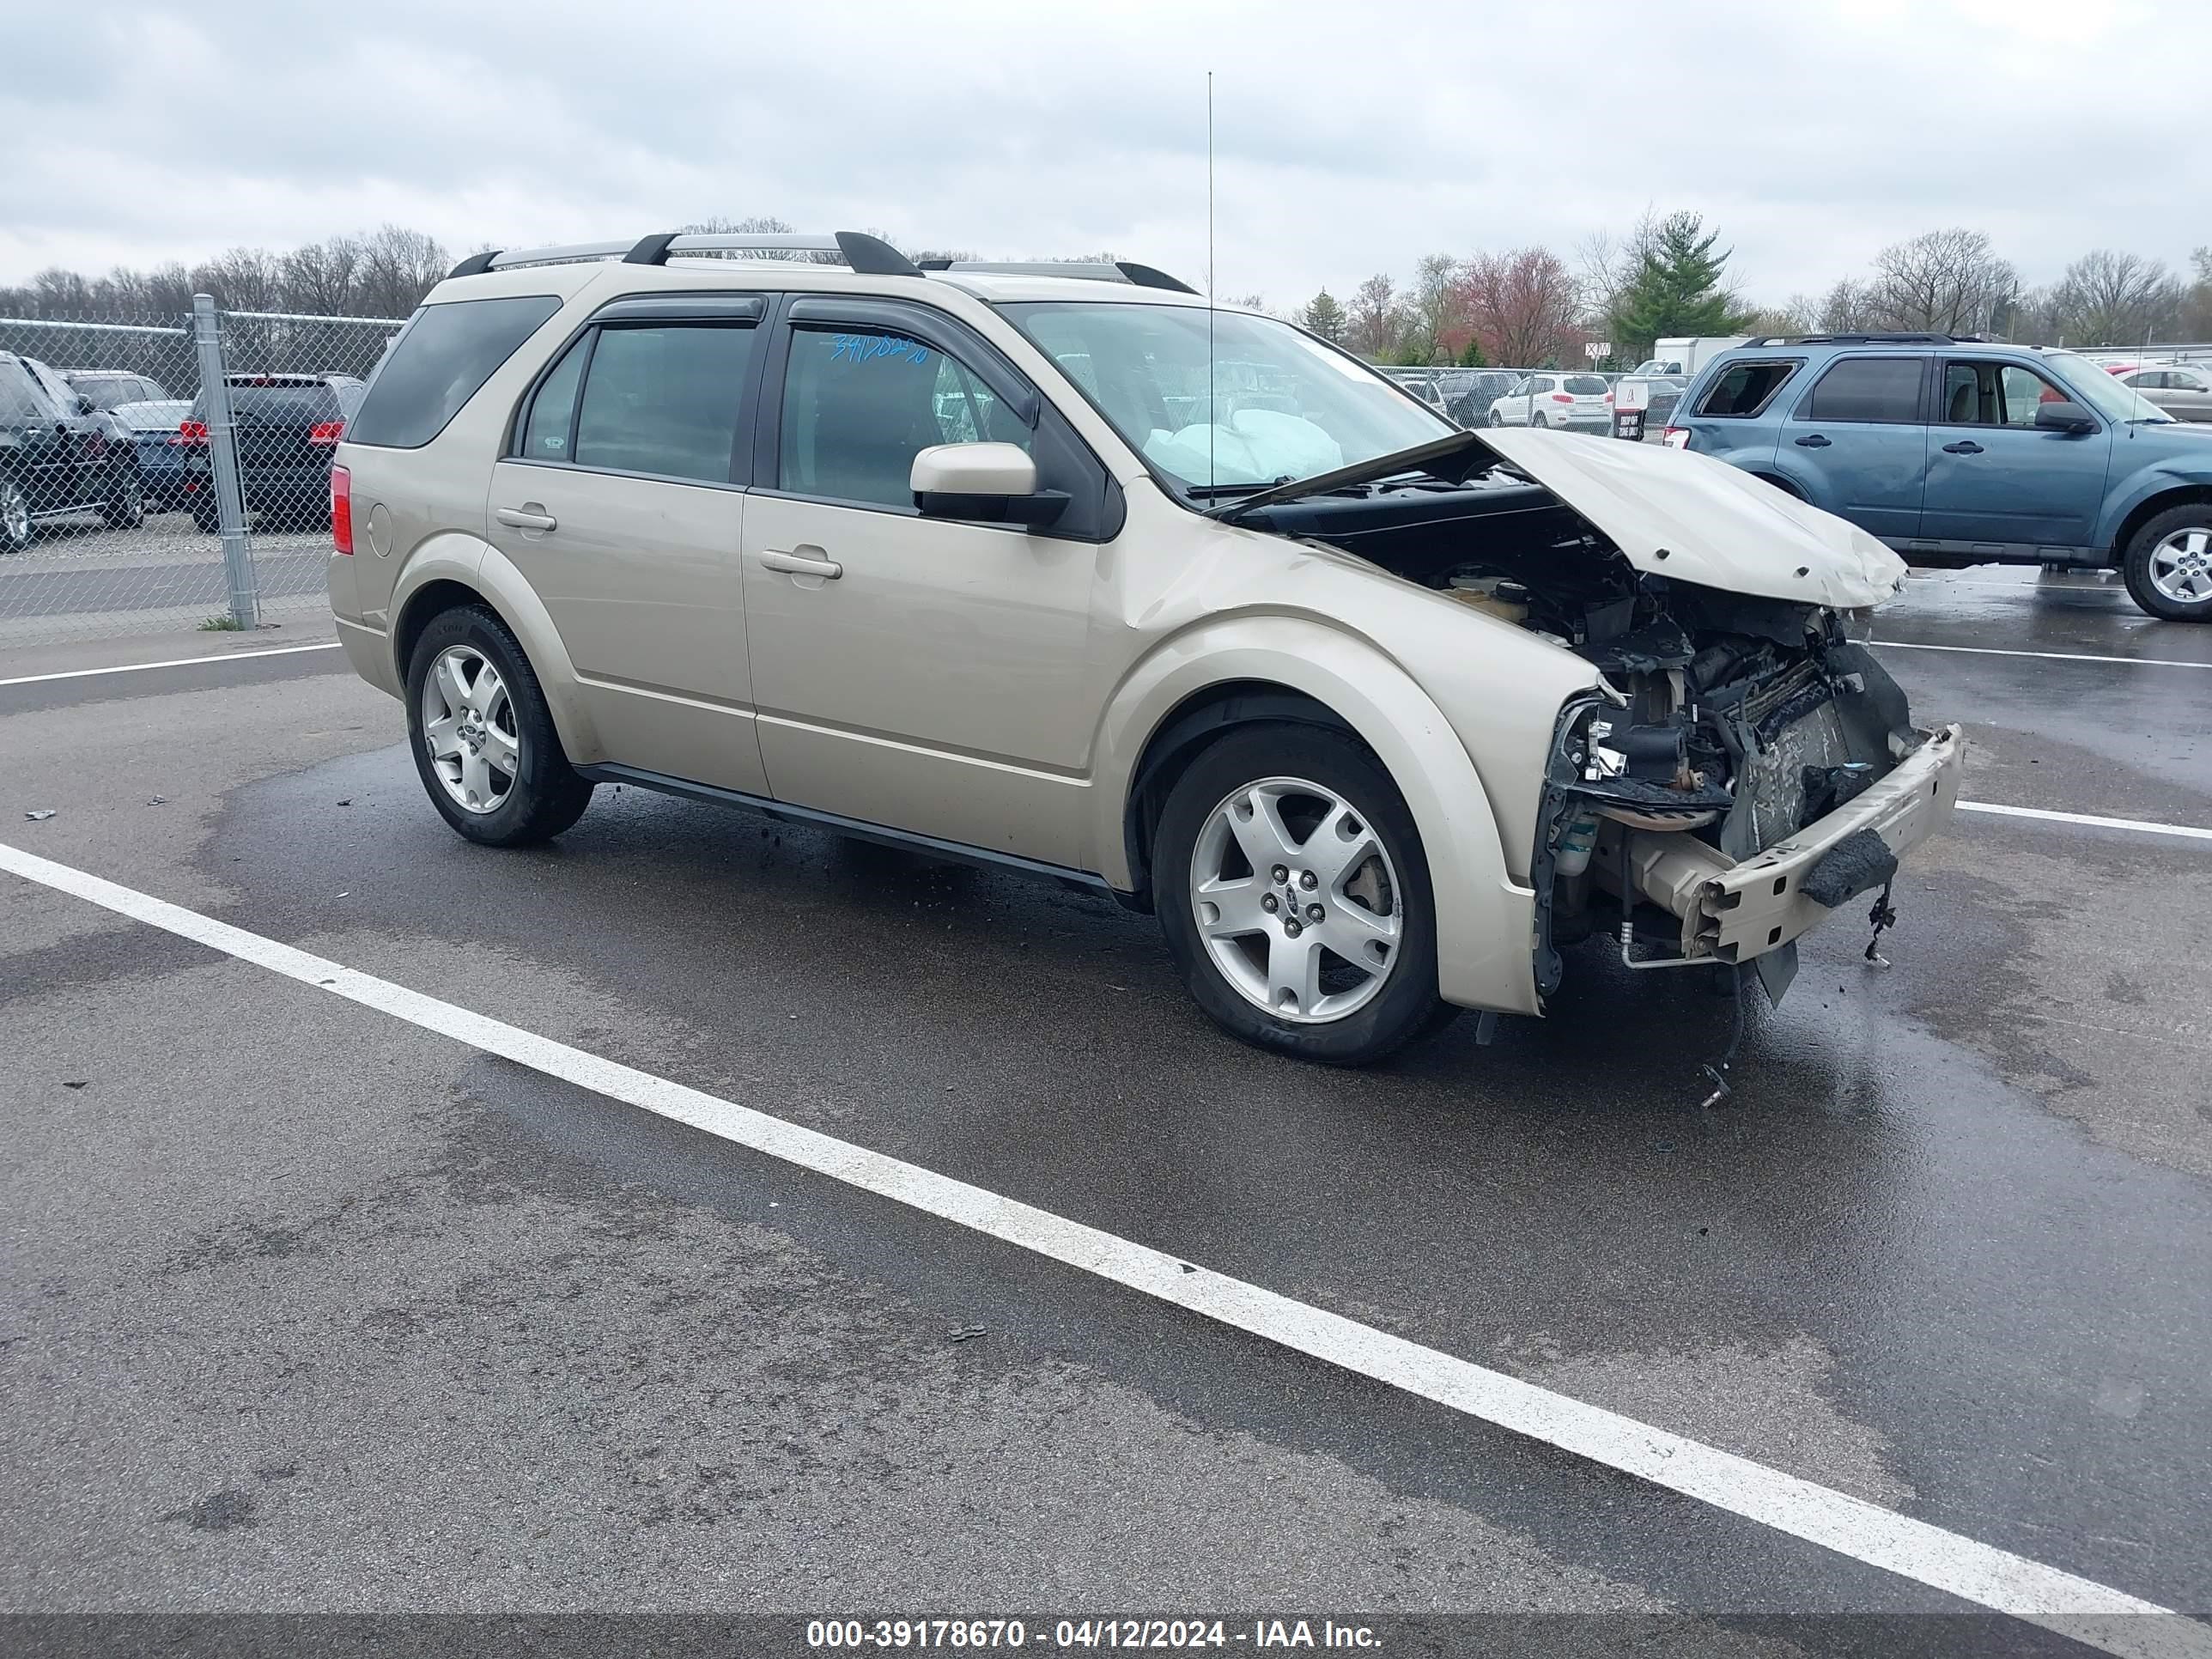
[1695,724,1964,963]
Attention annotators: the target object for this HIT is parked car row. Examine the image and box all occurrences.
[1662,331,2212,620]
[0,350,359,549]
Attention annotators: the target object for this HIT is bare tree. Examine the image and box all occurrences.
[1866,228,2016,334]
[1400,253,1465,363]
[1740,295,1817,338]
[1576,209,1662,329]
[2046,249,2185,348]
[355,225,450,316]
[1816,277,1872,333]
[282,235,364,316]
[1346,272,1401,360]
[1459,247,1583,368]
[190,247,283,313]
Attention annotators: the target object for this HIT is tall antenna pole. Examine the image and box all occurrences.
[1207,70,1216,489]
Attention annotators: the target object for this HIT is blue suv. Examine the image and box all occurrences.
[1664,333,2212,621]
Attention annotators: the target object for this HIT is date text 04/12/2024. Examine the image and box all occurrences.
[805,1620,1382,1650]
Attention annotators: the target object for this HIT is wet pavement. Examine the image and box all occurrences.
[2,566,2207,1649]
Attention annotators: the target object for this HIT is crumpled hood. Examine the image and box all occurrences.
[1221,428,1908,610]
[1473,428,1907,608]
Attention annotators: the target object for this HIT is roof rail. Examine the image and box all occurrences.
[914,258,1200,295]
[446,231,924,281]
[1742,331,1989,348]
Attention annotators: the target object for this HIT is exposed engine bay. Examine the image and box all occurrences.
[1237,468,1945,1005]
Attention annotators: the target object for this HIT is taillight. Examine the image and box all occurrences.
[176,419,208,447]
[307,421,345,447]
[331,465,353,554]
[1603,392,1615,402]
[1662,426,1692,450]
[1550,392,1574,404]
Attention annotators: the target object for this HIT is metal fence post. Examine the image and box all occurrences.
[190,294,258,629]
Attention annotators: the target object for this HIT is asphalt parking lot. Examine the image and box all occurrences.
[3,566,2208,1656]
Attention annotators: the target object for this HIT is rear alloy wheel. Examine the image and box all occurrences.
[1488,410,1505,428]
[1154,726,1444,1065]
[405,605,594,846]
[2123,507,2212,622]
[1528,403,1546,428]
[101,466,143,529]
[0,477,30,553]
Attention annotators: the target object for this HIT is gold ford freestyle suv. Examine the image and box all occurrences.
[330,230,1964,1066]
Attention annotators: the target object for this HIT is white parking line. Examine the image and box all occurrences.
[1873,640,2212,671]
[1,839,2202,1657]
[0,641,343,688]
[1957,802,2212,842]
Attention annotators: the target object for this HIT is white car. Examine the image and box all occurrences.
[1487,373,1613,431]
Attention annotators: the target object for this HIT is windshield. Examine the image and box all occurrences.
[2045,352,2172,422]
[1000,301,1453,490]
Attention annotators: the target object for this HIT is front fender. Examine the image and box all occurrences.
[1091,617,1542,1017]
[2094,450,2212,552]
[386,536,602,763]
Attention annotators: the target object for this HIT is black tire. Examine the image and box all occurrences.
[1152,724,1445,1066]
[0,476,30,554]
[2120,504,2212,623]
[101,466,144,529]
[1487,410,1504,428]
[1527,403,1545,428]
[404,604,594,847]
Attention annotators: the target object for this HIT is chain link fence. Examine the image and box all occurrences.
[0,300,401,653]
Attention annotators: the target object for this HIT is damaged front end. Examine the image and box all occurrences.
[1535,590,1963,1006]
[1225,428,1964,1008]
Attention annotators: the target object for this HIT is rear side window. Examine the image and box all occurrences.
[346,295,561,449]
[1802,357,1923,424]
[1697,360,1797,416]
[0,361,46,421]
[568,323,756,483]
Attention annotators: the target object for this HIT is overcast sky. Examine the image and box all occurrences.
[3,0,2206,308]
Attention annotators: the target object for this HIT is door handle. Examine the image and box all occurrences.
[495,505,557,532]
[1794,434,1830,447]
[760,549,843,580]
[1942,441,1984,455]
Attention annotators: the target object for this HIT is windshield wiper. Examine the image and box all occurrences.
[1183,478,1291,498]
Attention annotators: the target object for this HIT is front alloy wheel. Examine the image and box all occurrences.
[2123,506,2212,622]
[0,477,31,552]
[1189,777,1403,1023]
[1153,726,1446,1065]
[421,645,521,813]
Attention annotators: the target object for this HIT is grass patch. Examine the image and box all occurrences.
[198,614,247,631]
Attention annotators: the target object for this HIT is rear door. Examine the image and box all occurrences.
[483,294,769,794]
[2157,367,2212,422]
[24,356,111,508]
[0,357,78,514]
[1922,358,2112,550]
[1780,355,1929,539]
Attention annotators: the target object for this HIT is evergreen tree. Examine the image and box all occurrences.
[1457,337,1487,368]
[1611,212,1748,356]
[1299,289,1346,342]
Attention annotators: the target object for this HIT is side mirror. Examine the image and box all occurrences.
[2034,401,2096,434]
[76,394,97,416]
[911,442,1067,527]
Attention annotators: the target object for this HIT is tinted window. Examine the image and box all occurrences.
[779,328,1029,509]
[0,361,46,421]
[1697,360,1797,416]
[571,323,754,483]
[515,336,590,463]
[347,295,562,449]
[1803,357,1922,423]
[69,376,141,410]
[195,383,344,424]
[1563,375,1608,394]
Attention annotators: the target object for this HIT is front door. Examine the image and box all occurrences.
[1781,355,1929,539]
[740,303,1106,869]
[483,308,769,793]
[1921,359,2112,550]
